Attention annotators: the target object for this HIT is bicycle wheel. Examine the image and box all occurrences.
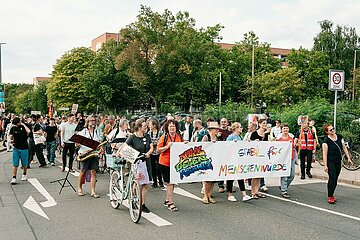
[129,179,142,223]
[109,171,123,209]
[316,148,324,166]
[342,150,360,171]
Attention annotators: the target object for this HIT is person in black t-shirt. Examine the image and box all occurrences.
[9,117,31,185]
[322,124,352,204]
[45,118,58,166]
[125,118,153,213]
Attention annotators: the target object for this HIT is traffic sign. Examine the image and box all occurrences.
[329,70,345,91]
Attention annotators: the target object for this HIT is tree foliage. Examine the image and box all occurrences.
[47,47,95,112]
[313,20,360,94]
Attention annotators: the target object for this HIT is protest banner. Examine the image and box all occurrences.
[170,141,292,184]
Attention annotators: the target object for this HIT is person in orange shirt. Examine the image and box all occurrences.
[157,119,183,211]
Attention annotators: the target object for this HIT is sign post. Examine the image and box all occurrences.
[329,70,345,129]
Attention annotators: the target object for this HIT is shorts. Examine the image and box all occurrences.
[12,148,29,168]
[80,157,99,173]
[160,165,170,183]
[135,161,150,185]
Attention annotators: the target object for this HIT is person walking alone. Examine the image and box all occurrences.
[322,124,352,204]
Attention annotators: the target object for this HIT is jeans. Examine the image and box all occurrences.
[46,141,56,163]
[62,143,75,170]
[300,149,313,175]
[34,143,46,166]
[280,157,296,193]
[327,160,341,197]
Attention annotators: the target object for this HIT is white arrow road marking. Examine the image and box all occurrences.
[263,193,360,222]
[107,194,172,226]
[23,196,50,220]
[28,178,57,208]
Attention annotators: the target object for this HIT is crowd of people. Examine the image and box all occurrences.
[1,111,353,212]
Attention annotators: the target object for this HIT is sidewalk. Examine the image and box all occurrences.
[297,162,360,186]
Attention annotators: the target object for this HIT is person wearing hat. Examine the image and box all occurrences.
[201,121,220,204]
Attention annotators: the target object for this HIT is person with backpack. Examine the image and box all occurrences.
[158,119,183,211]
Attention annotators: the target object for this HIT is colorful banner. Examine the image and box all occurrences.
[170,141,292,183]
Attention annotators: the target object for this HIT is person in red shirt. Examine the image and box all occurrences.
[277,124,296,198]
[158,119,183,211]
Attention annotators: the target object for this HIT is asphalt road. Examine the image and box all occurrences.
[1,150,360,240]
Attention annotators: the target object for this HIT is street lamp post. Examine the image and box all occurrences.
[251,45,255,108]
[0,42,6,84]
[353,49,359,100]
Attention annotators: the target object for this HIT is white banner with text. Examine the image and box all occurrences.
[170,141,292,183]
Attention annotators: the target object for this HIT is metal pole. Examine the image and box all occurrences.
[334,90,337,129]
[251,45,255,108]
[353,50,357,100]
[219,72,222,107]
[0,43,6,84]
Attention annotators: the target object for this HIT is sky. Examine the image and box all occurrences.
[0,0,359,84]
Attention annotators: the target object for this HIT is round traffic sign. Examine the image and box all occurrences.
[332,73,341,84]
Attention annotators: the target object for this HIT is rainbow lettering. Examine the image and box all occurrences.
[218,163,287,176]
[267,146,282,160]
[175,146,213,180]
[238,148,264,157]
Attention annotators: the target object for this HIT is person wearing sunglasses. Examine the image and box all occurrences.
[322,124,352,204]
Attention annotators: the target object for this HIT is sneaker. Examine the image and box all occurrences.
[300,175,305,180]
[218,187,225,193]
[282,192,290,198]
[51,162,55,166]
[328,196,335,204]
[260,186,269,192]
[10,178,17,185]
[142,204,150,213]
[31,160,38,164]
[21,174,27,181]
[227,195,237,202]
[307,173,313,178]
[242,195,252,202]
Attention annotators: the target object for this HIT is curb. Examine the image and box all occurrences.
[295,172,360,187]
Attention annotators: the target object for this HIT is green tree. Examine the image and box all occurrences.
[82,40,143,113]
[47,47,95,112]
[287,48,332,100]
[32,81,49,114]
[115,5,224,113]
[4,83,33,113]
[252,67,304,106]
[225,31,282,103]
[313,20,360,96]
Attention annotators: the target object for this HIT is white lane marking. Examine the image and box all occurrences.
[107,194,172,226]
[23,196,50,220]
[28,178,57,208]
[263,193,360,222]
[163,187,202,201]
[58,166,80,177]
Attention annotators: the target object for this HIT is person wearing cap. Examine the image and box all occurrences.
[201,121,220,204]
[44,117,58,166]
